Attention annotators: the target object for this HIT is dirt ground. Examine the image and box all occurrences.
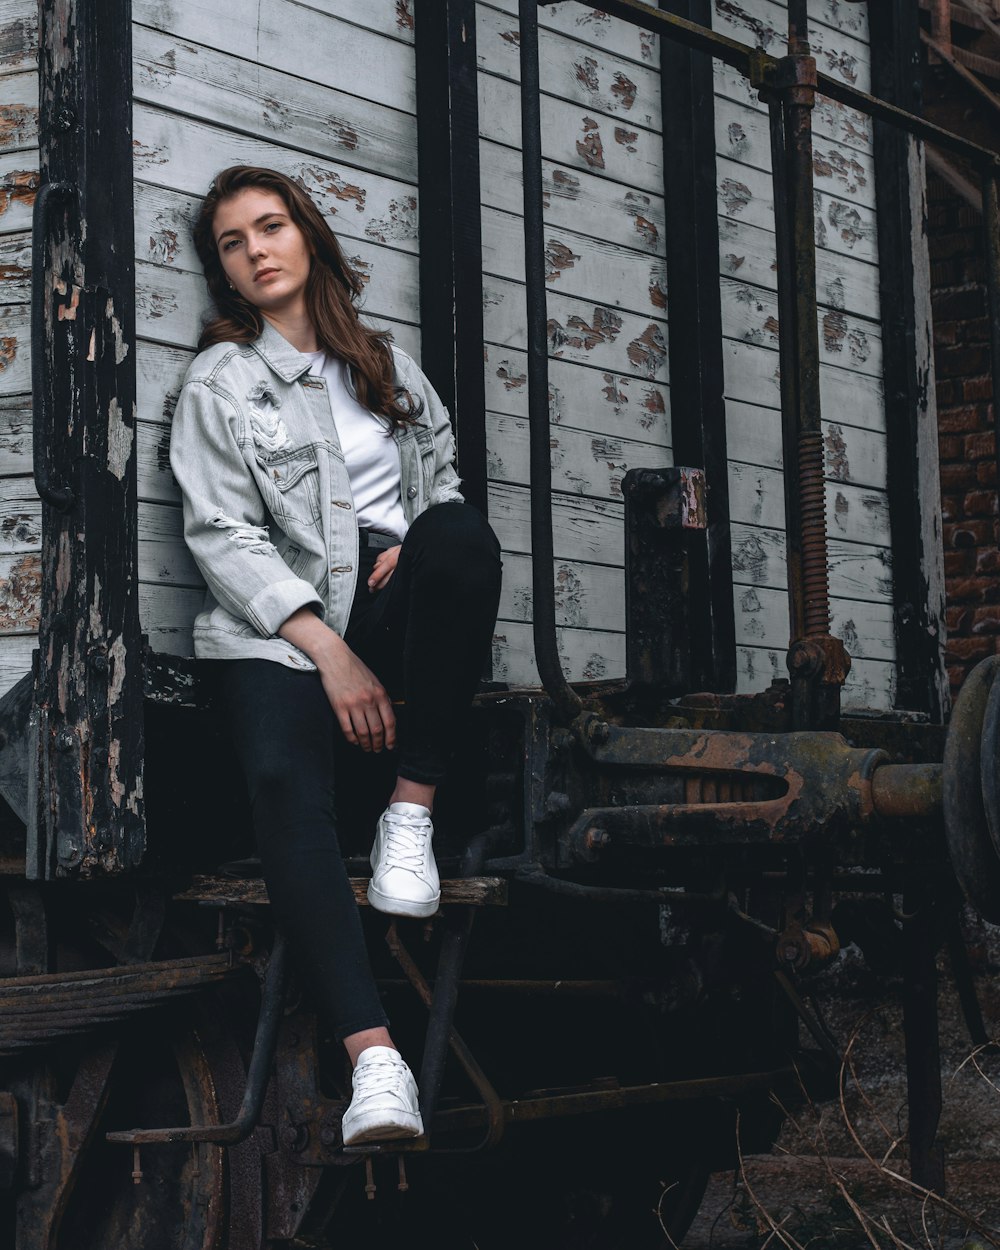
[683,910,1000,1249]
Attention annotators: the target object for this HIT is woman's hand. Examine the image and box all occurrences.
[277,608,395,751]
[368,544,401,593]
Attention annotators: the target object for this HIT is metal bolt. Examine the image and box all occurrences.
[585,827,611,852]
[89,651,108,674]
[53,106,76,133]
[319,1123,338,1147]
[131,1145,143,1185]
[587,719,611,745]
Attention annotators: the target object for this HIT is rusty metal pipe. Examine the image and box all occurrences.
[930,0,953,59]
[983,169,1000,548]
[871,763,944,821]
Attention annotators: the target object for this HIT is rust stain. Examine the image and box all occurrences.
[640,31,656,61]
[0,553,40,631]
[548,169,580,202]
[311,168,366,212]
[347,254,372,287]
[327,117,360,151]
[611,72,637,110]
[720,178,752,215]
[365,194,417,244]
[0,103,34,150]
[648,270,667,310]
[0,169,39,217]
[575,56,600,94]
[499,29,520,46]
[548,306,622,354]
[614,126,638,153]
[639,386,665,431]
[824,424,849,482]
[0,335,16,372]
[497,361,527,390]
[576,117,604,170]
[634,215,659,247]
[602,373,628,412]
[544,239,580,282]
[395,0,414,31]
[626,324,667,375]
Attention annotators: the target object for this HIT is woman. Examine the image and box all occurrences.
[169,166,502,1146]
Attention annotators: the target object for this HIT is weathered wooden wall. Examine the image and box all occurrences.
[0,0,39,698]
[712,0,897,710]
[129,0,421,657]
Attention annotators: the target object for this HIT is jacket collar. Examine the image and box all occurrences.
[249,319,315,383]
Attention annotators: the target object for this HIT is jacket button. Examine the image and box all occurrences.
[330,565,353,574]
[407,485,418,499]
[332,500,352,509]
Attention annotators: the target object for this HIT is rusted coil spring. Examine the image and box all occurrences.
[799,431,830,636]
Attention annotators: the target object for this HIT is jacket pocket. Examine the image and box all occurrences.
[260,447,322,524]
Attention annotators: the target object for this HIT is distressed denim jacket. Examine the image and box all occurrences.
[168,321,464,670]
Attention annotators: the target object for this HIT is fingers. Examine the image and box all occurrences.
[367,545,401,592]
[379,694,397,751]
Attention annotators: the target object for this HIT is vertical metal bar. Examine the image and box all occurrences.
[517,0,583,720]
[660,0,735,694]
[414,0,489,516]
[983,168,1000,541]
[902,890,946,1194]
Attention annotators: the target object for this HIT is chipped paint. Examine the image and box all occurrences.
[602,373,628,414]
[395,0,414,31]
[0,552,41,631]
[496,361,527,390]
[547,306,622,354]
[614,126,638,154]
[576,117,604,170]
[732,533,769,579]
[132,140,167,166]
[499,28,520,46]
[147,227,178,265]
[633,215,659,247]
[106,398,133,481]
[822,48,858,84]
[611,72,637,110]
[87,328,96,361]
[640,31,656,61]
[0,103,35,150]
[834,491,850,526]
[555,564,584,627]
[0,169,39,217]
[626,324,667,375]
[0,334,15,372]
[724,253,746,273]
[310,167,366,212]
[1,512,40,549]
[262,96,292,132]
[825,275,846,310]
[583,653,607,680]
[639,386,665,431]
[108,635,128,705]
[575,56,600,94]
[648,270,667,311]
[544,239,580,282]
[720,178,752,215]
[715,0,778,48]
[89,572,103,639]
[827,200,874,249]
[56,282,81,321]
[825,424,849,482]
[727,121,749,160]
[813,148,867,197]
[106,298,128,363]
[327,117,360,150]
[364,194,417,244]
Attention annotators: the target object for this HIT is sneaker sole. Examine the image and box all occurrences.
[367,881,440,918]
[342,1111,424,1147]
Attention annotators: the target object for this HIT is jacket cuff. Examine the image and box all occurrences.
[244,578,324,638]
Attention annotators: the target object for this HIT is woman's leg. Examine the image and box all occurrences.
[214,658,390,1043]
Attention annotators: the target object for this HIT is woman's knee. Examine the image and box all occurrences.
[408,503,501,585]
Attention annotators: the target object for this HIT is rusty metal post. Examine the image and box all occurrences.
[983,167,1000,544]
[928,0,952,63]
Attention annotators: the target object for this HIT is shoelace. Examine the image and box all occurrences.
[353,1054,410,1100]
[380,814,433,873]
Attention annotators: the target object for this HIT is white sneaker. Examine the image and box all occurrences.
[368,802,441,918]
[341,1046,424,1146]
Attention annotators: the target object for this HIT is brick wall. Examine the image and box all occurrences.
[928,174,997,698]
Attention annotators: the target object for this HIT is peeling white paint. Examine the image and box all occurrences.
[106,398,133,480]
[108,634,128,705]
[106,296,129,363]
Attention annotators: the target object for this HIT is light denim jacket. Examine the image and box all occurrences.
[169,321,463,670]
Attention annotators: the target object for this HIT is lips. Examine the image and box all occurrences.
[254,267,279,283]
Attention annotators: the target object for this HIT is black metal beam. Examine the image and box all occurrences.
[660,0,735,693]
[414,0,488,515]
[869,2,945,719]
[31,0,143,877]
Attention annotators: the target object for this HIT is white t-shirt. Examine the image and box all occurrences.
[303,351,408,542]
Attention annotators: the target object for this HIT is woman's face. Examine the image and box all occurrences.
[213,187,312,318]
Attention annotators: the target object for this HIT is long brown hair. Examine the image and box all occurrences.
[193,165,420,428]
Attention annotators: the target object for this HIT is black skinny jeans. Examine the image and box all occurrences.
[213,503,502,1040]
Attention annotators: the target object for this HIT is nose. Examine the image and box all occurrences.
[249,235,267,260]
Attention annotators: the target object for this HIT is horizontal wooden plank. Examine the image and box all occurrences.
[0,227,29,302]
[477,3,662,132]
[730,521,893,603]
[479,73,662,195]
[712,0,871,93]
[720,276,882,379]
[132,23,418,185]
[725,399,887,490]
[712,63,874,158]
[723,339,884,433]
[0,474,38,553]
[716,94,875,210]
[483,344,671,445]
[481,139,665,258]
[717,215,880,321]
[133,110,418,254]
[0,549,37,633]
[138,501,199,586]
[484,1,660,69]
[728,462,890,548]
[484,274,668,384]
[0,632,33,698]
[132,0,416,109]
[0,392,28,475]
[486,411,669,499]
[492,618,625,686]
[0,70,35,154]
[135,251,419,352]
[736,646,893,711]
[499,552,626,633]
[137,340,195,426]
[0,302,27,393]
[139,581,200,655]
[0,151,37,235]
[489,481,624,566]
[0,0,36,78]
[482,206,668,320]
[718,156,879,268]
[175,873,508,908]
[733,581,895,661]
